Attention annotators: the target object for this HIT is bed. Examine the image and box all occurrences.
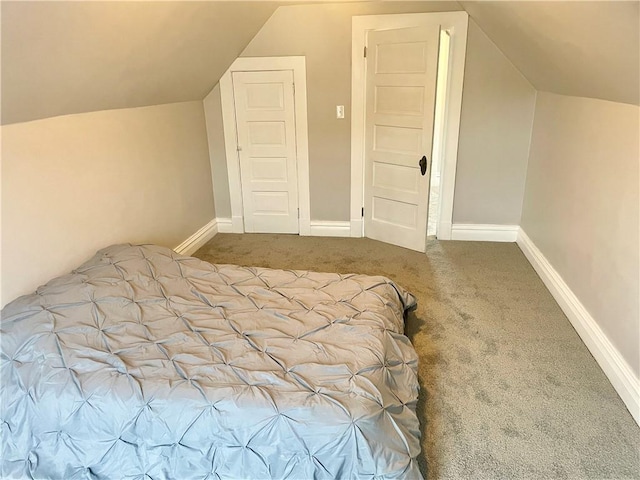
[1,244,422,479]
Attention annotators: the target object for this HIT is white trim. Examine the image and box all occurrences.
[216,218,233,234]
[439,220,452,239]
[219,56,310,235]
[517,229,640,426]
[451,224,519,242]
[230,215,244,233]
[219,73,244,234]
[350,219,363,238]
[173,219,218,256]
[350,12,468,241]
[309,221,351,238]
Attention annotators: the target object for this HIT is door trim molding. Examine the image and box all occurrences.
[220,56,311,235]
[350,12,469,241]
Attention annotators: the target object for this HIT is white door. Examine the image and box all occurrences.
[364,26,440,252]
[232,70,299,234]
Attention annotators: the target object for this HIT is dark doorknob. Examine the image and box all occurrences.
[419,156,428,175]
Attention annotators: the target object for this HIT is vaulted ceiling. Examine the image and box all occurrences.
[1,1,281,124]
[2,1,638,125]
[461,1,639,106]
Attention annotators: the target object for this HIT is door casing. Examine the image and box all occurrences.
[220,56,311,235]
[351,12,469,241]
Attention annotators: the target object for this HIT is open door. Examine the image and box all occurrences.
[363,25,440,251]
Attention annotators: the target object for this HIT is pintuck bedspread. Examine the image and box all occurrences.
[1,244,422,479]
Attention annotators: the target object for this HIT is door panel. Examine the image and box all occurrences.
[364,26,440,252]
[250,157,288,181]
[251,192,291,214]
[375,42,428,73]
[374,124,423,154]
[373,197,418,228]
[247,122,286,145]
[375,86,425,116]
[232,70,299,234]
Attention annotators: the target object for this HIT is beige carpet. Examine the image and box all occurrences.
[194,234,640,479]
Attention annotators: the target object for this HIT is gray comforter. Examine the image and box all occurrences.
[1,244,422,479]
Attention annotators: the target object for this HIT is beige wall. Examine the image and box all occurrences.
[453,20,536,225]
[209,3,536,225]
[521,92,639,376]
[1,101,214,307]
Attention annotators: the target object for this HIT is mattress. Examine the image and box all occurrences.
[1,244,422,479]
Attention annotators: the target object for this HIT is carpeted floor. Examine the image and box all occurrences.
[194,234,640,479]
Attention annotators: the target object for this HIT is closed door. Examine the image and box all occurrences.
[364,26,440,252]
[232,70,299,233]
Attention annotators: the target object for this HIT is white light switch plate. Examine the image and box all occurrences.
[336,105,345,119]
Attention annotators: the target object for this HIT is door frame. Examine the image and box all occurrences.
[220,56,311,235]
[350,12,468,240]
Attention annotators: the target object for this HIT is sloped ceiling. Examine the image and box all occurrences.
[1,1,281,125]
[2,1,638,125]
[461,1,639,106]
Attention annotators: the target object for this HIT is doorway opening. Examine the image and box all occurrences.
[350,12,469,246]
[428,29,451,237]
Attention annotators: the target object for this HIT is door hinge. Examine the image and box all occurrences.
[364,46,367,58]
[298,208,300,219]
[361,207,364,217]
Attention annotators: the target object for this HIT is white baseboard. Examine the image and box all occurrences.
[310,221,351,237]
[231,216,244,233]
[214,218,343,237]
[216,218,233,233]
[437,221,452,240]
[173,219,218,256]
[451,224,519,242]
[517,229,640,426]
[299,219,311,236]
[350,219,363,238]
